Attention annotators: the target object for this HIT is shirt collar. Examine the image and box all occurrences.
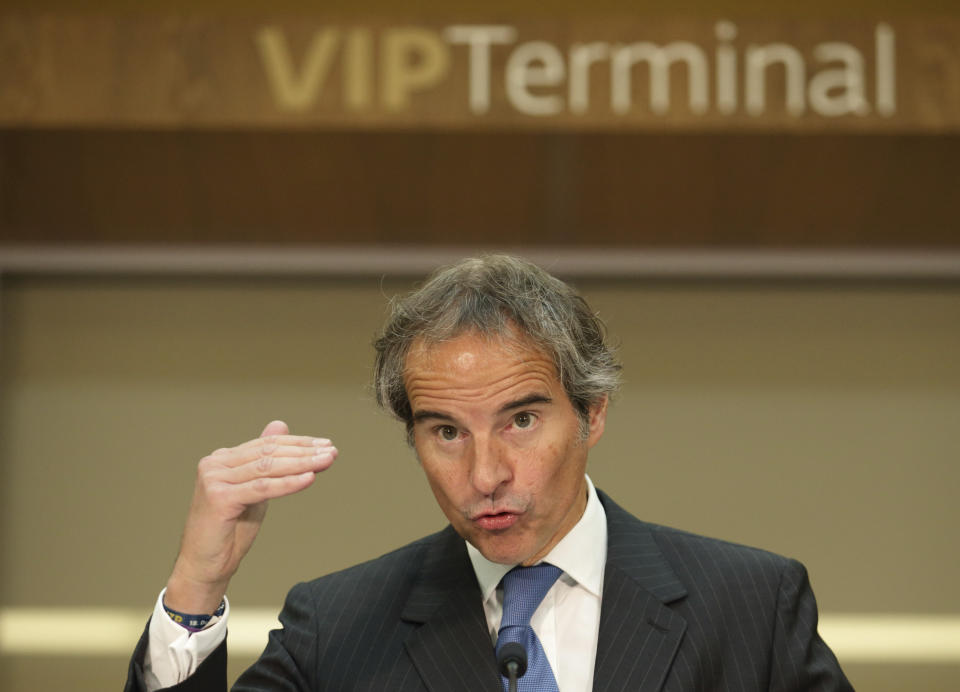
[467,475,608,601]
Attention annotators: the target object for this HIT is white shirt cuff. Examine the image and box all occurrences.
[142,588,229,692]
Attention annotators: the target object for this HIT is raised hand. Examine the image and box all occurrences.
[163,420,336,615]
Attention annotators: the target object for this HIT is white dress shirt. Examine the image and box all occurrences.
[467,475,607,692]
[144,475,606,691]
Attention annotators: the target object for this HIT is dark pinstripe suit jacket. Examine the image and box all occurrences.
[126,491,852,691]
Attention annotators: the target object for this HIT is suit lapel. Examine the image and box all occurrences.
[593,491,688,692]
[401,526,502,692]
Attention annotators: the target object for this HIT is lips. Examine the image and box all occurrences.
[473,511,520,531]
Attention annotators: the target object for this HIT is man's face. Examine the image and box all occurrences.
[405,332,607,566]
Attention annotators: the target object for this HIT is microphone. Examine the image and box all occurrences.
[497,642,527,692]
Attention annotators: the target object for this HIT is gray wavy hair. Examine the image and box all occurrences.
[373,255,621,440]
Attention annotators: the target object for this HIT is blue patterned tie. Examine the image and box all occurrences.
[495,563,563,692]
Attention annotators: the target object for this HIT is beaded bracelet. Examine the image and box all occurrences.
[163,599,226,633]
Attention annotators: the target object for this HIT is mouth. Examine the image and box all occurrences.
[472,511,521,531]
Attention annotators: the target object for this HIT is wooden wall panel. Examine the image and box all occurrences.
[2,130,958,248]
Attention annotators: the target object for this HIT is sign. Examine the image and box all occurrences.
[1,14,958,130]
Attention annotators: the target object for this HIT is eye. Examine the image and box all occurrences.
[513,412,535,429]
[437,425,459,441]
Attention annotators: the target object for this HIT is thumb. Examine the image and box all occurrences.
[260,420,289,438]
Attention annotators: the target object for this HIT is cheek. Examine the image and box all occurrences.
[422,462,462,504]
[541,440,586,489]
[517,444,565,494]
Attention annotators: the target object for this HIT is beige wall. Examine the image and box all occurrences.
[1,274,958,690]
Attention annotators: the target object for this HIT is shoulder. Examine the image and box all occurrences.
[281,526,455,615]
[600,489,801,600]
[236,528,463,687]
[596,491,851,687]
[645,520,803,600]
[648,521,796,571]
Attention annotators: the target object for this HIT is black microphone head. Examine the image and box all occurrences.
[497,641,528,678]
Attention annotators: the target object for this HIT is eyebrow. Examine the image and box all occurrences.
[497,393,552,414]
[411,409,456,425]
[411,393,553,425]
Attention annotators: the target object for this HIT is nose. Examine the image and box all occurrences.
[469,435,512,496]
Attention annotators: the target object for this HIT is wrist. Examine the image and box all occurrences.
[162,597,226,632]
[164,568,230,616]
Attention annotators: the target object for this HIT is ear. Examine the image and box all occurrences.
[585,395,608,448]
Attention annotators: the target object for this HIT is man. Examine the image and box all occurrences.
[126,255,852,691]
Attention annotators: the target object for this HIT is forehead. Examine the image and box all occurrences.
[403,333,561,402]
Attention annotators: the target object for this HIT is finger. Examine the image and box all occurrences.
[220,446,338,483]
[226,470,321,506]
[222,439,333,466]
[260,420,289,438]
[212,435,333,466]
